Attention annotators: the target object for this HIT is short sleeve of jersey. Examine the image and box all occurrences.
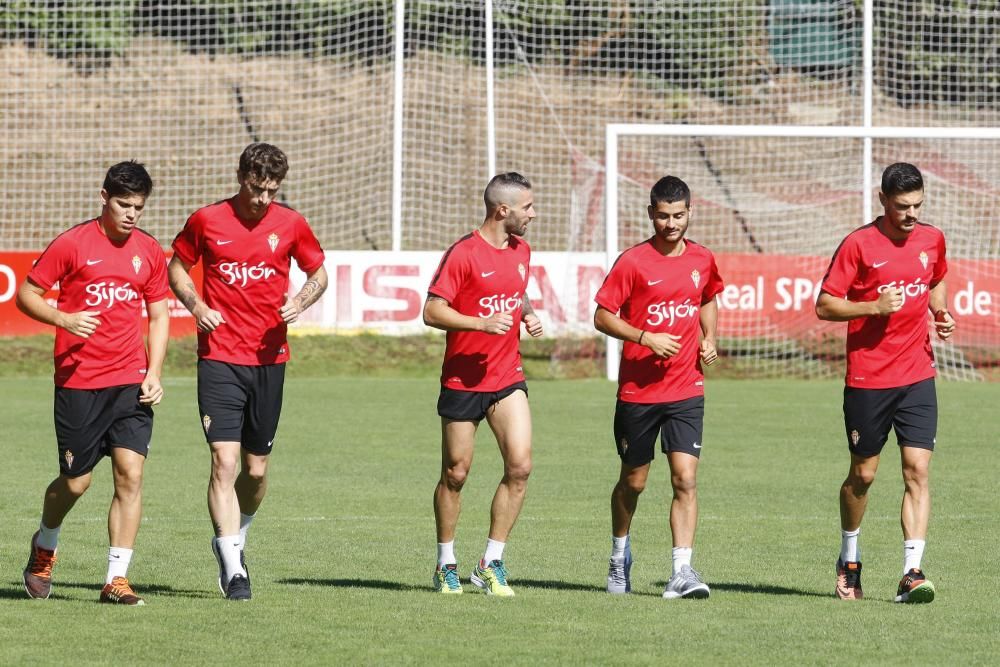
[931,231,947,286]
[171,210,205,266]
[820,234,861,299]
[28,234,74,290]
[703,254,725,303]
[292,217,325,274]
[595,253,636,314]
[428,241,471,303]
[144,246,171,303]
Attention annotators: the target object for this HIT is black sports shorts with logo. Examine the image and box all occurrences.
[54,384,153,478]
[197,359,285,455]
[613,396,705,466]
[437,381,528,421]
[843,378,937,458]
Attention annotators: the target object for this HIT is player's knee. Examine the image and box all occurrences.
[443,464,470,491]
[243,461,268,484]
[63,474,92,497]
[901,463,929,488]
[211,458,239,485]
[846,469,876,492]
[114,469,143,496]
[621,477,645,496]
[245,468,267,486]
[671,473,697,496]
[504,458,532,483]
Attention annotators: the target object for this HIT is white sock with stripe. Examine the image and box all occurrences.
[903,539,925,574]
[672,547,693,576]
[216,535,246,580]
[37,522,60,551]
[437,541,456,568]
[483,538,505,565]
[106,547,133,584]
[840,528,861,563]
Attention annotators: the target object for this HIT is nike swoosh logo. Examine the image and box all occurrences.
[647,279,662,285]
[481,271,496,278]
[87,259,102,266]
[216,240,233,245]
[692,443,702,449]
[873,261,888,268]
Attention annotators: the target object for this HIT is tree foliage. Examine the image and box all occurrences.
[2,0,997,105]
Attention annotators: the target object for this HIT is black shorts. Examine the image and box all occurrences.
[613,396,705,466]
[198,359,285,455]
[437,381,528,421]
[843,378,937,457]
[54,384,153,478]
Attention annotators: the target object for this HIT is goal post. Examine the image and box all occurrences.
[604,123,1000,381]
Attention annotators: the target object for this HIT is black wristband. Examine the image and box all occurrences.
[638,331,646,345]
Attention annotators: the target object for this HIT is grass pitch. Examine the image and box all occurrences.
[0,372,998,665]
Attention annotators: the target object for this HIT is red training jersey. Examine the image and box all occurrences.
[819,220,947,389]
[595,238,724,403]
[28,220,170,389]
[172,199,325,366]
[427,230,531,392]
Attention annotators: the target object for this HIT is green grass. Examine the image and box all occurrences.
[0,334,604,380]
[0,371,998,664]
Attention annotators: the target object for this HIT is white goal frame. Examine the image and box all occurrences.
[603,122,1000,381]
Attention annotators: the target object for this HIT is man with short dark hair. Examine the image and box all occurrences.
[169,143,328,601]
[817,162,955,603]
[18,160,169,606]
[424,172,543,596]
[594,175,723,599]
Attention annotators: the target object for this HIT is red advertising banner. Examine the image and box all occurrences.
[1,250,996,348]
[715,254,998,346]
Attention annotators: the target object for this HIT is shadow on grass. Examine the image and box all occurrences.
[4,580,215,600]
[278,577,424,592]
[514,578,606,593]
[278,577,610,594]
[690,581,829,598]
[0,585,34,601]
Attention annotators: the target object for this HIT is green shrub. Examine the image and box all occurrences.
[1,0,136,63]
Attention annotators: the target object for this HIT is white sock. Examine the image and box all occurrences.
[37,522,60,551]
[840,528,861,563]
[106,547,133,584]
[239,512,255,545]
[216,535,246,580]
[903,539,926,574]
[437,541,456,567]
[611,535,628,560]
[672,547,693,576]
[483,538,505,565]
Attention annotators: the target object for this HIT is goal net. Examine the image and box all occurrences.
[1,1,998,379]
[605,125,999,382]
[1,1,397,252]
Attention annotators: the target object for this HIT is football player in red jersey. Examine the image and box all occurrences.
[424,173,543,596]
[16,161,169,605]
[169,143,328,601]
[594,176,723,599]
[817,162,955,604]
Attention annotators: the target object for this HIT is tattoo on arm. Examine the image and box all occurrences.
[522,298,535,317]
[292,278,326,311]
[177,281,200,312]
